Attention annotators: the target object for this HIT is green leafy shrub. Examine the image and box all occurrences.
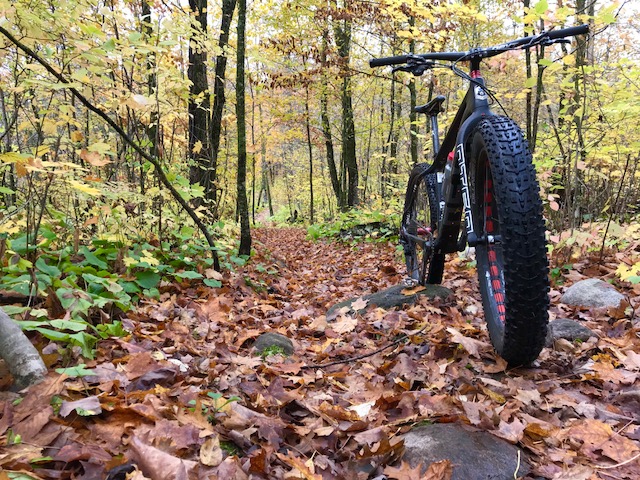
[307,209,400,242]
[0,221,236,358]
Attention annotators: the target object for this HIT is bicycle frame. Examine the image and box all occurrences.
[419,60,497,255]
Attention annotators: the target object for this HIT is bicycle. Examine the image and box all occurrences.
[370,25,589,366]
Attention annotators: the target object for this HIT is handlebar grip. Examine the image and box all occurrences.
[370,55,410,68]
[548,24,589,39]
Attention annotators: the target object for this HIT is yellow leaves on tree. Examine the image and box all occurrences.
[80,148,111,167]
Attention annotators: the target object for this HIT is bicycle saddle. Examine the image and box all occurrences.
[415,95,446,116]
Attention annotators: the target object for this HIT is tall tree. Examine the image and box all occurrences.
[236,0,251,255]
[408,15,419,166]
[320,28,341,204]
[209,0,237,215]
[187,0,212,201]
[333,0,357,209]
[141,0,158,161]
[305,84,315,224]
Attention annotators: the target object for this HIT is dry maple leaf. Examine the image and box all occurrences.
[567,419,640,462]
[59,396,102,417]
[200,435,223,467]
[351,297,369,312]
[424,459,453,480]
[401,285,426,296]
[275,452,322,480]
[80,148,112,166]
[495,418,526,443]
[514,389,542,406]
[319,401,361,422]
[332,315,358,334]
[383,460,424,480]
[127,435,198,479]
[446,327,489,357]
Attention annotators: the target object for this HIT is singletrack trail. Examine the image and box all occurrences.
[250,227,403,312]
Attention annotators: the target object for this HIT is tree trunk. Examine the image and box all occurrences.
[0,308,47,390]
[209,0,237,215]
[524,0,533,143]
[409,17,418,166]
[187,0,212,199]
[236,0,251,255]
[258,103,274,216]
[305,85,315,224]
[531,41,546,149]
[320,29,341,205]
[381,54,398,201]
[141,0,157,161]
[334,3,357,209]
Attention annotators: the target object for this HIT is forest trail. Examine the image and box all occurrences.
[250,227,404,312]
[1,228,639,479]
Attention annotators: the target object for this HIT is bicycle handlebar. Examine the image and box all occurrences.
[547,24,589,39]
[369,24,589,68]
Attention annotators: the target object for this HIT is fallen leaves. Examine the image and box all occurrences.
[567,419,640,463]
[2,228,640,479]
[446,327,489,357]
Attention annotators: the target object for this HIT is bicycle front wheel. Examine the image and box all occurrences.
[468,116,549,366]
[401,163,445,285]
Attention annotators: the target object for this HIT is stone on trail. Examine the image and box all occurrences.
[252,332,295,356]
[327,283,452,320]
[560,278,625,309]
[545,318,597,347]
[401,424,530,480]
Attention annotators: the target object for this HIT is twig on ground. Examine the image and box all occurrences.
[595,451,640,470]
[302,322,429,369]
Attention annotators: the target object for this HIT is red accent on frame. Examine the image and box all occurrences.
[471,70,482,79]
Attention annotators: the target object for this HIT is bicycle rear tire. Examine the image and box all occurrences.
[401,163,445,285]
[468,116,549,366]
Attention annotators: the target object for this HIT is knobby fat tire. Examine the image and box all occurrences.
[468,116,550,366]
[402,164,445,285]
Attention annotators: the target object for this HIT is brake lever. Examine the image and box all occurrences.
[541,37,571,47]
[392,60,434,76]
[392,65,413,74]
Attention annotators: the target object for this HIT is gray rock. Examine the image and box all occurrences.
[327,283,451,320]
[561,278,625,309]
[252,332,294,356]
[545,318,597,347]
[402,424,530,480]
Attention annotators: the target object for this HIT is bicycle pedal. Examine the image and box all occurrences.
[402,277,419,287]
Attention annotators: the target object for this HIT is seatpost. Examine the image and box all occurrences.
[415,95,446,161]
[430,114,440,160]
